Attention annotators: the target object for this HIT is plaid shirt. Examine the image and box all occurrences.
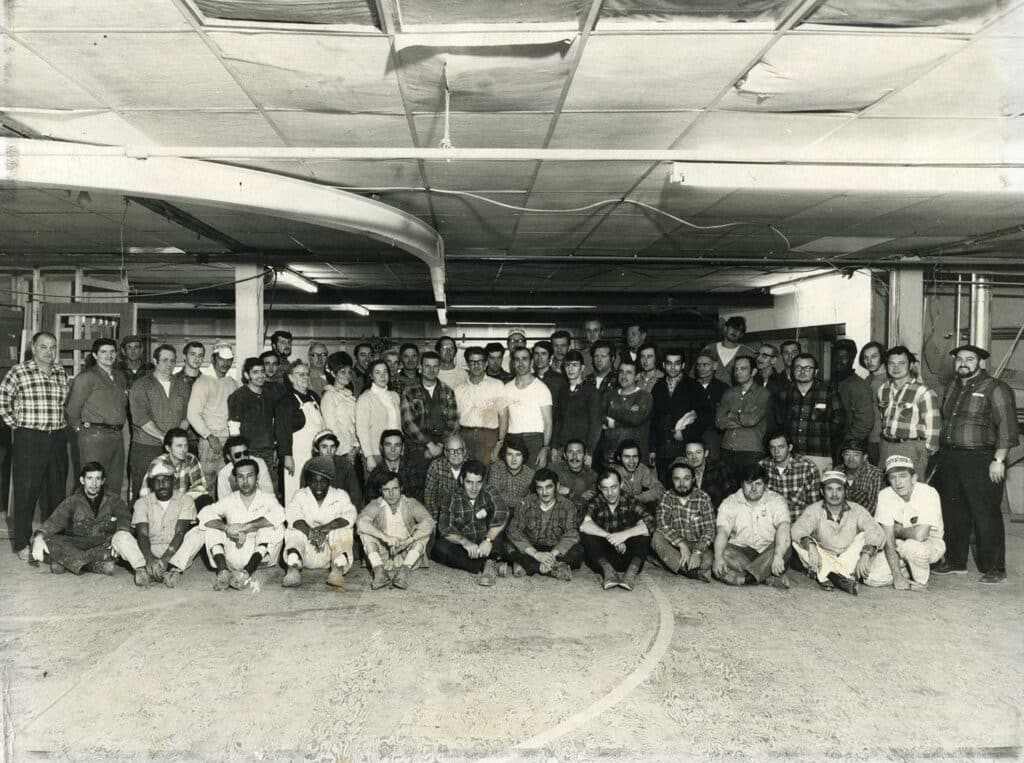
[390,371,421,397]
[486,461,535,510]
[424,458,464,518]
[758,455,821,522]
[438,489,508,544]
[0,360,69,431]
[782,380,844,458]
[877,378,941,452]
[656,488,715,548]
[368,457,428,503]
[613,463,666,505]
[840,462,884,515]
[582,493,655,534]
[940,370,1019,451]
[401,381,460,446]
[140,452,209,499]
[691,457,737,510]
[507,494,579,555]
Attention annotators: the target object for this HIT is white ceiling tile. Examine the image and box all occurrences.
[802,0,1004,35]
[532,161,657,192]
[424,161,536,191]
[306,159,423,187]
[208,33,403,112]
[792,236,893,254]
[515,214,604,236]
[268,112,414,147]
[399,0,582,25]
[0,109,151,145]
[675,112,852,160]
[801,117,1008,163]
[414,112,553,148]
[17,32,254,109]
[599,0,789,28]
[565,34,770,110]
[701,190,840,220]
[120,111,285,146]
[0,190,84,213]
[0,38,104,109]
[7,0,190,29]
[225,160,315,180]
[994,5,1024,35]
[720,34,966,113]
[549,111,697,149]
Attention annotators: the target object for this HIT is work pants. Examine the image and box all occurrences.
[462,427,499,465]
[76,427,125,500]
[46,533,113,573]
[505,541,583,575]
[197,439,224,499]
[720,449,763,475]
[284,527,354,572]
[249,447,279,495]
[581,533,650,574]
[360,534,427,571]
[10,428,69,552]
[936,448,1006,573]
[129,442,163,502]
[431,534,506,574]
[719,542,791,584]
[205,525,284,571]
[865,537,945,586]
[879,439,930,480]
[792,532,867,583]
[650,530,713,578]
[110,528,205,572]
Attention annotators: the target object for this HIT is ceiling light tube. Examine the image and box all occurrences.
[275,267,318,294]
[331,303,370,316]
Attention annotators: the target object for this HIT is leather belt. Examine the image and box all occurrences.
[83,422,123,431]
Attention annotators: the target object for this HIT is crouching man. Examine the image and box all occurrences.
[31,462,132,576]
[116,461,203,587]
[865,455,945,591]
[791,470,885,595]
[505,468,582,581]
[579,470,653,591]
[651,462,715,582]
[283,455,357,590]
[199,458,285,591]
[712,464,791,588]
[357,469,435,590]
[432,460,509,587]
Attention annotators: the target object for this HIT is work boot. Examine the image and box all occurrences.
[478,559,497,587]
[213,569,231,591]
[554,562,572,582]
[512,562,527,578]
[282,566,302,588]
[765,573,791,590]
[50,562,67,575]
[392,566,410,590]
[228,570,250,590]
[496,561,509,578]
[16,547,30,562]
[370,567,391,590]
[931,561,967,575]
[980,571,1007,584]
[326,567,347,590]
[619,561,640,591]
[134,568,152,587]
[817,577,835,591]
[828,572,858,595]
[695,568,712,583]
[600,561,618,590]
[163,569,180,588]
[84,560,117,576]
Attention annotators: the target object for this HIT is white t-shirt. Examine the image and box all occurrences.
[438,366,469,390]
[875,482,944,540]
[455,376,505,429]
[504,377,552,434]
[717,343,739,368]
[716,489,790,552]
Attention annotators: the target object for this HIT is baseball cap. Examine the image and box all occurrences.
[148,461,175,478]
[884,455,915,474]
[840,438,868,454]
[821,470,846,486]
[304,455,336,482]
[212,341,234,359]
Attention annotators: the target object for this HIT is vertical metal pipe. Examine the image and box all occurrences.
[954,274,962,344]
[969,274,992,351]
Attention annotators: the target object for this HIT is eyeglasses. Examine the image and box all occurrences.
[467,359,486,366]
[444,447,465,455]
[232,450,250,459]
[793,364,816,372]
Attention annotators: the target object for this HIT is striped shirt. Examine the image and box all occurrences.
[877,378,941,452]
[0,360,69,431]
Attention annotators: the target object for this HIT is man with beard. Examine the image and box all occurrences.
[282,455,357,590]
[652,462,715,582]
[831,339,875,461]
[270,330,293,367]
[933,344,1018,583]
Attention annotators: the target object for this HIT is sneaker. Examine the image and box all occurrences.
[980,571,1007,584]
[554,562,572,582]
[16,547,30,562]
[163,569,180,589]
[213,569,231,590]
[478,560,497,587]
[228,570,250,590]
[392,566,410,590]
[828,572,858,596]
[496,562,509,578]
[931,561,967,575]
[602,576,618,591]
[84,560,117,576]
[370,567,391,590]
[512,562,527,578]
[326,567,347,590]
[134,568,152,587]
[282,566,302,588]
[619,567,638,591]
[909,580,929,591]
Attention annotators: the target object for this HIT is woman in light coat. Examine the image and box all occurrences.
[355,359,402,470]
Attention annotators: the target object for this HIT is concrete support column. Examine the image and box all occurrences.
[969,274,992,354]
[887,266,924,352]
[235,265,265,362]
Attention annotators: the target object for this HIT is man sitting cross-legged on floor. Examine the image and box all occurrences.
[712,463,792,589]
[790,470,885,595]
[282,455,358,591]
[864,455,946,591]
[432,459,510,587]
[651,461,715,582]
[505,468,582,581]
[358,469,435,590]
[199,457,285,591]
[579,469,653,591]
[31,461,132,576]
[116,461,203,588]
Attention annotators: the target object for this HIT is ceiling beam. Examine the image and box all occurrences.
[126,196,248,252]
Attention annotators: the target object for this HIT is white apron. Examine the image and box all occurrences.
[284,395,324,505]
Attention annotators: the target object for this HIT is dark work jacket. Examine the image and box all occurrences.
[650,376,700,462]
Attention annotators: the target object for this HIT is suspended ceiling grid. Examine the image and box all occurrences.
[0,0,1022,304]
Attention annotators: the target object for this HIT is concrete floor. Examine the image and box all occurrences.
[1,523,1022,762]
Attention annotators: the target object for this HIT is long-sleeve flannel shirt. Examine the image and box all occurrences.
[486,461,535,511]
[140,452,210,500]
[0,360,69,431]
[782,380,844,458]
[438,490,508,544]
[690,457,737,510]
[841,462,884,515]
[877,378,941,452]
[656,488,715,549]
[507,494,579,556]
[790,499,885,556]
[716,382,772,453]
[940,370,1019,451]
[401,381,460,447]
[582,494,655,534]
[367,458,428,503]
[424,458,464,518]
[758,455,822,522]
[613,463,666,505]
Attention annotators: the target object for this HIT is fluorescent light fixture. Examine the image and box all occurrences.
[275,267,318,294]
[672,163,1024,194]
[455,304,599,310]
[770,284,799,296]
[330,303,370,316]
[126,246,185,255]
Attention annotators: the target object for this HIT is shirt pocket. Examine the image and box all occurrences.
[810,402,827,421]
[897,402,915,423]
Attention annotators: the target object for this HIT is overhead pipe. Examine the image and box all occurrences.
[969,274,992,352]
